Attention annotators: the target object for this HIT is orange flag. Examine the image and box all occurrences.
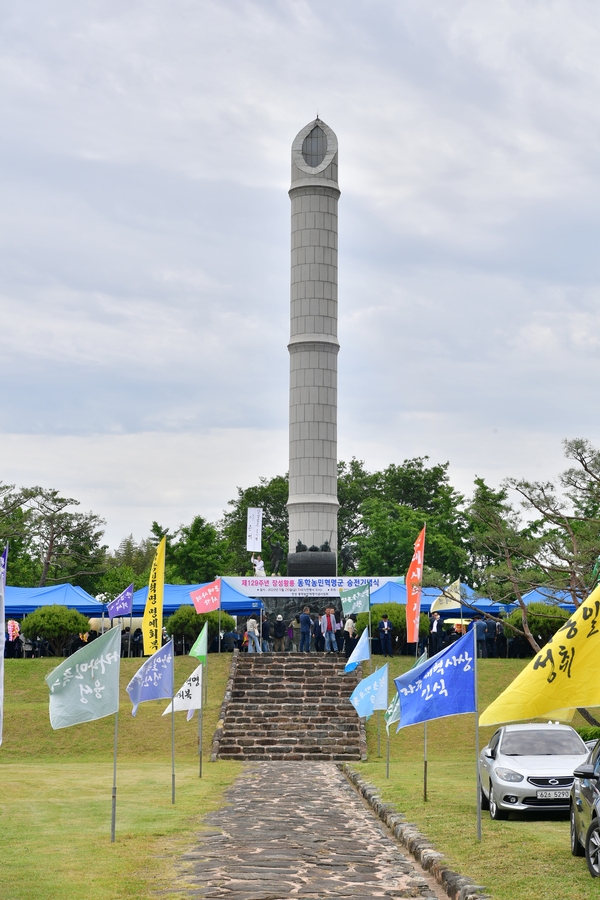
[406,526,426,644]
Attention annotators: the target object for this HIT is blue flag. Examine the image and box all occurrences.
[394,630,476,730]
[349,664,388,718]
[345,627,370,673]
[126,640,174,716]
[107,583,134,618]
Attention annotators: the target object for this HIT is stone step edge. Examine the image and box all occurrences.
[210,650,240,762]
[339,765,490,900]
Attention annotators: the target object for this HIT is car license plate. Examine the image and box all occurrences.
[536,789,569,800]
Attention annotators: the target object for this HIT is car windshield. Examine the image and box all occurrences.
[500,729,586,756]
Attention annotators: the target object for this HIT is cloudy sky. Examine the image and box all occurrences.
[2,0,600,549]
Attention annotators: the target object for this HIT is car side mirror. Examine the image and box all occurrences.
[484,748,495,759]
[573,764,598,780]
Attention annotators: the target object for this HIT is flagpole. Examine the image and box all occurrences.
[198,704,203,778]
[219,608,222,653]
[171,649,176,805]
[386,728,390,779]
[128,612,133,658]
[474,626,481,841]
[203,654,208,707]
[423,722,428,802]
[377,709,381,757]
[111,711,118,842]
[198,664,204,778]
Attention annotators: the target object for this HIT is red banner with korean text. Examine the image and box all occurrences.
[406,526,426,644]
[190,579,221,613]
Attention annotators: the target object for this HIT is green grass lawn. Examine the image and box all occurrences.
[0,654,241,900]
[360,656,598,900]
[3,652,599,899]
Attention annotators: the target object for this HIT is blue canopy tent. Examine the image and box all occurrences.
[521,588,576,613]
[5,584,105,618]
[369,581,513,617]
[369,583,448,613]
[131,582,264,617]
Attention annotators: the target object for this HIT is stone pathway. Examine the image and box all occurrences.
[178,762,446,900]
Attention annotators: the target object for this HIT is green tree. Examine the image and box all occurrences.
[24,488,107,592]
[505,602,570,647]
[20,605,90,656]
[97,564,144,602]
[468,443,600,728]
[354,499,467,581]
[355,604,429,646]
[337,458,378,552]
[165,605,234,643]
[0,485,40,585]
[337,457,469,580]
[221,474,289,575]
[111,533,156,575]
[170,516,232,584]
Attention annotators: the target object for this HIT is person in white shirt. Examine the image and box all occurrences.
[246,617,262,653]
[251,554,266,576]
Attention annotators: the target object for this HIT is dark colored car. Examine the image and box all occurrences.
[570,739,600,876]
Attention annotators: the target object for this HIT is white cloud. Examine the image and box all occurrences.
[1,0,600,547]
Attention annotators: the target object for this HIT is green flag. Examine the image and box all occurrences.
[45,627,121,730]
[384,650,427,734]
[190,622,208,662]
[340,583,370,616]
[384,693,400,734]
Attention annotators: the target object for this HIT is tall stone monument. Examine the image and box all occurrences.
[287,118,340,578]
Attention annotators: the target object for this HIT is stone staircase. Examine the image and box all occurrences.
[217,653,363,761]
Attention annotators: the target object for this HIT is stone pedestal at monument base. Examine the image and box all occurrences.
[286,550,337,578]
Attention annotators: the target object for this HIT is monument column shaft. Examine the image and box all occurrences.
[287,119,340,558]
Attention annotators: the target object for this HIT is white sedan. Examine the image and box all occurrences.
[479,722,589,820]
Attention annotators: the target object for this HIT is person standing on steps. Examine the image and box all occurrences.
[261,614,271,652]
[321,606,338,653]
[313,613,324,653]
[273,614,286,652]
[246,616,262,653]
[251,554,266,577]
[343,615,357,657]
[299,606,312,653]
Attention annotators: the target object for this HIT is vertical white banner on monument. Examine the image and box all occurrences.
[246,508,263,552]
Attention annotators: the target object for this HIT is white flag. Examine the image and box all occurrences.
[163,663,203,721]
[246,508,263,552]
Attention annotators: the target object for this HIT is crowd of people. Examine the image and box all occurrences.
[223,608,397,658]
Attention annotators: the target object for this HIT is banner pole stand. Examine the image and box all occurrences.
[386,729,390,778]
[474,627,481,841]
[111,711,118,842]
[171,651,176,805]
[203,655,208,707]
[423,721,428,802]
[198,704,203,778]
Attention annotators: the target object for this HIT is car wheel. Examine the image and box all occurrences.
[489,786,509,821]
[571,804,584,857]
[586,818,600,877]
[480,782,490,811]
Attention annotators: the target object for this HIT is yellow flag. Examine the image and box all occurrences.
[480,583,600,726]
[430,579,461,613]
[142,536,166,656]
